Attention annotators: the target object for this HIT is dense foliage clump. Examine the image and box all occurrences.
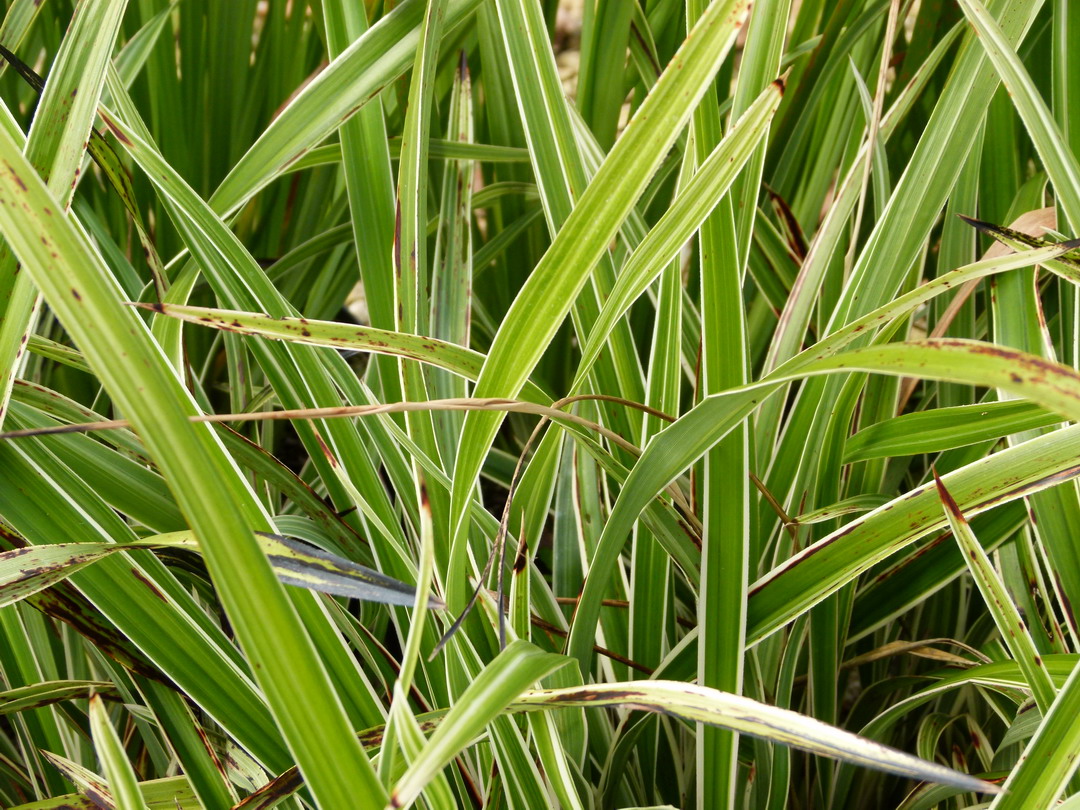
[1,1,1079,808]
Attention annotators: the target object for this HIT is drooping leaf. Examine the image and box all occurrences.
[0,533,441,610]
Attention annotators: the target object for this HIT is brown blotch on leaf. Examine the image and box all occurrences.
[100,112,132,146]
[314,432,336,465]
[131,568,167,602]
[512,542,528,574]
[393,200,403,276]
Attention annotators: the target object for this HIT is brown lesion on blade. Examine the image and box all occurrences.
[193,723,232,787]
[313,429,338,468]
[957,213,1025,242]
[130,567,168,602]
[765,185,807,261]
[393,199,403,278]
[541,687,645,704]
[43,750,111,808]
[925,338,1080,400]
[958,212,1080,264]
[947,463,1080,539]
[233,766,305,809]
[35,587,168,682]
[512,521,528,574]
[98,111,133,146]
[280,149,306,171]
[872,533,950,591]
[0,522,166,680]
[748,525,848,596]
[1055,571,1078,638]
[629,21,662,78]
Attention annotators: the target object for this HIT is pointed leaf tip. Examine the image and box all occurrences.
[956,213,997,233]
[932,470,964,519]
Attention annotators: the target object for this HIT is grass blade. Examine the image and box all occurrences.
[89,694,150,810]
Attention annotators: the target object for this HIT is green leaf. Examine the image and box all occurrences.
[89,694,151,810]
[391,640,570,808]
[957,0,1080,231]
[0,0,130,426]
[934,473,1057,712]
[451,0,751,601]
[989,662,1080,808]
[210,0,486,217]
[845,399,1061,461]
[0,105,386,806]
[573,78,784,385]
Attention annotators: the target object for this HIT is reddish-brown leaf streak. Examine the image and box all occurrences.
[130,567,167,602]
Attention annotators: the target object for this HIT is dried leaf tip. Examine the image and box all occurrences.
[0,43,45,93]
[956,213,998,234]
[932,468,963,518]
[957,213,1080,251]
